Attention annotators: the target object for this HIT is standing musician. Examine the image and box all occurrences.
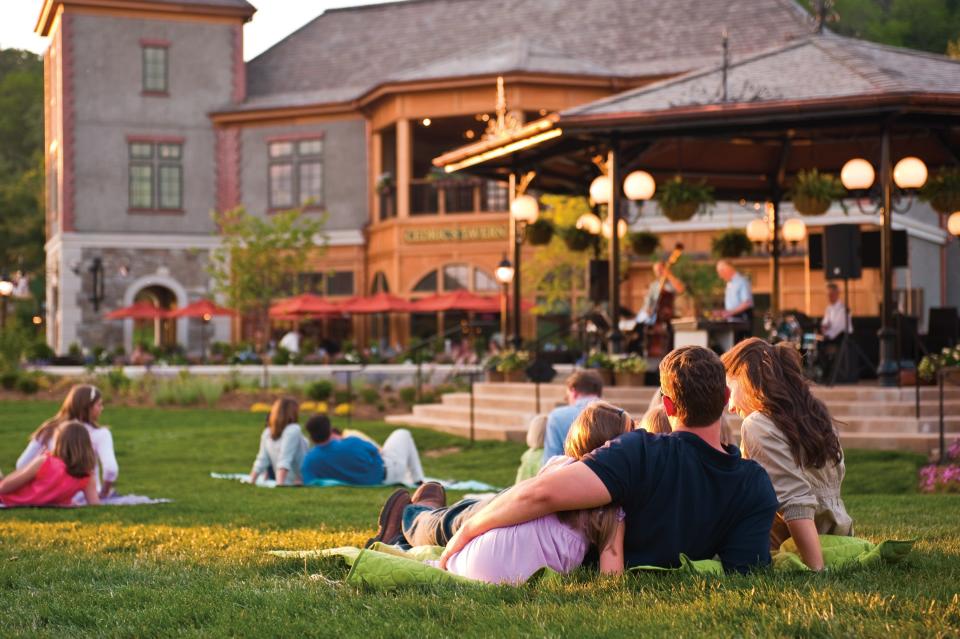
[636,245,685,357]
[716,260,754,343]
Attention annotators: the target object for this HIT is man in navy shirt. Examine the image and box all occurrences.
[439,345,778,573]
[302,415,386,485]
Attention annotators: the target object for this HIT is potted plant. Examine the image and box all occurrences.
[711,228,753,258]
[525,219,555,246]
[628,231,660,256]
[655,177,714,221]
[613,354,648,386]
[584,351,615,386]
[496,349,530,382]
[920,168,960,214]
[789,169,845,216]
[484,353,504,382]
[918,346,960,384]
[375,172,394,195]
[561,226,596,252]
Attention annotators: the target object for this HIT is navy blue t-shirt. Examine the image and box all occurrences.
[583,429,778,573]
[301,437,385,486]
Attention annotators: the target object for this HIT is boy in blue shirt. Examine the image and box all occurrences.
[301,415,385,485]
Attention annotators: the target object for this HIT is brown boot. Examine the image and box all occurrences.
[411,481,446,510]
[364,488,411,548]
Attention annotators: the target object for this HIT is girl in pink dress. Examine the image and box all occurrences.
[441,401,630,584]
[0,421,100,507]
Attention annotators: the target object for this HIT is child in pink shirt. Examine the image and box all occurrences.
[441,401,630,584]
[0,421,100,507]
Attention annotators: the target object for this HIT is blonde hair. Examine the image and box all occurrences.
[53,420,97,479]
[31,384,102,446]
[558,401,631,551]
[268,397,299,440]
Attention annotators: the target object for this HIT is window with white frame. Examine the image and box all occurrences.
[268,138,324,209]
[129,141,182,210]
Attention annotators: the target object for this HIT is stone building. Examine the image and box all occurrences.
[35,0,955,354]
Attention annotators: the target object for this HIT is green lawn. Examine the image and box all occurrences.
[0,401,958,638]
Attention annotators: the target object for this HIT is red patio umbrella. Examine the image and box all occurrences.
[409,290,502,313]
[339,293,415,314]
[105,300,170,320]
[168,299,234,320]
[269,293,341,318]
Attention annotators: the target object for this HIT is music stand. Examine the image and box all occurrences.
[828,278,875,386]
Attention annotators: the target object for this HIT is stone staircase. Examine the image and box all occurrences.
[386,382,960,453]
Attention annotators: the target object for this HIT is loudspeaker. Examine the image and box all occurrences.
[823,224,862,280]
[589,259,609,303]
[808,232,823,270]
[860,230,908,269]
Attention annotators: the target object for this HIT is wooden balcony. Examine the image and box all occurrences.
[380,178,508,220]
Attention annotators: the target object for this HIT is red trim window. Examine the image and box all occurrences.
[128,137,184,213]
[268,136,324,210]
[141,40,169,95]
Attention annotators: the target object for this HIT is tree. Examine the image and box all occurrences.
[208,206,327,345]
[522,195,591,317]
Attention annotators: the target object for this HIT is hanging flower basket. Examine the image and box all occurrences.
[920,168,960,214]
[525,219,555,245]
[628,231,660,256]
[711,229,752,258]
[655,177,714,222]
[789,169,845,216]
[792,194,832,216]
[562,227,595,252]
[662,201,700,221]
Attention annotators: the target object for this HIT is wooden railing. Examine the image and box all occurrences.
[408,178,509,216]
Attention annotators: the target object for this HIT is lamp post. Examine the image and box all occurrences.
[840,142,928,386]
[509,185,538,350]
[494,255,514,349]
[0,274,13,330]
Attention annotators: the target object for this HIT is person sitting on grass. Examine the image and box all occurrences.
[436,346,779,574]
[542,370,604,463]
[17,384,118,500]
[1,421,100,507]
[301,414,427,487]
[722,338,853,571]
[515,415,547,483]
[250,398,309,486]
[368,402,631,584]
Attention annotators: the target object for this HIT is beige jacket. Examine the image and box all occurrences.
[740,411,853,535]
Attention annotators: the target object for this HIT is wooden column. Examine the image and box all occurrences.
[396,118,411,219]
[371,130,382,223]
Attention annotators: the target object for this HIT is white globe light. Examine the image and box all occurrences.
[746,218,770,243]
[782,218,808,243]
[510,194,539,222]
[948,211,960,237]
[495,263,514,284]
[589,175,612,205]
[601,218,628,239]
[840,158,876,191]
[623,170,656,201]
[576,213,602,235]
[0,280,12,297]
[893,156,928,190]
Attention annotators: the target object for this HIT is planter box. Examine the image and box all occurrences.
[615,372,647,387]
[503,370,528,383]
[485,370,505,383]
[589,368,614,386]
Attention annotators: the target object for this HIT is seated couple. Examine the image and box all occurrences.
[365,346,781,584]
[249,397,425,486]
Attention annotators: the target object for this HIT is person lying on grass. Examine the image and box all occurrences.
[437,345,779,574]
[367,401,631,584]
[722,338,853,571]
[300,415,426,486]
[250,398,309,486]
[1,420,101,507]
[17,384,118,500]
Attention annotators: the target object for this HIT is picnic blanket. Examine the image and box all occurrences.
[1,493,172,508]
[210,472,500,492]
[269,535,914,589]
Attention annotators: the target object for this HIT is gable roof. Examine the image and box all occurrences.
[562,33,960,120]
[36,0,255,36]
[245,0,815,106]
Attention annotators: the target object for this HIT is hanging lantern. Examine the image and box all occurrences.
[892,156,928,190]
[589,175,612,205]
[601,218,628,239]
[576,212,602,235]
[840,158,876,191]
[623,170,656,201]
[948,211,960,236]
[782,218,808,244]
[746,218,770,243]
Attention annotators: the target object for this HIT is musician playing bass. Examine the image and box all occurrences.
[635,256,685,357]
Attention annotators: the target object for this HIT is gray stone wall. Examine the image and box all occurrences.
[70,13,235,235]
[239,119,368,231]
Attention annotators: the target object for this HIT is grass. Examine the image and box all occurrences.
[0,401,957,638]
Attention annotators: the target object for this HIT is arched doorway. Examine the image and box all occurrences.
[122,274,188,354]
[133,285,179,348]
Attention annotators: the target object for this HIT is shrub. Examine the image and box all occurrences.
[154,372,223,407]
[357,385,379,405]
[27,341,55,362]
[103,367,131,393]
[613,354,647,374]
[919,439,960,493]
[306,379,333,401]
[398,386,417,404]
[0,370,19,390]
[16,375,39,394]
[333,388,352,404]
[271,347,291,366]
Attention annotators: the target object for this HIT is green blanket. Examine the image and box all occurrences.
[269,535,913,589]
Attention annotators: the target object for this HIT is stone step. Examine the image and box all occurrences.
[822,401,960,417]
[440,393,650,415]
[411,404,536,428]
[384,414,526,443]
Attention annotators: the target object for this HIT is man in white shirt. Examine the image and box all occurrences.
[820,283,851,341]
[716,260,754,343]
[278,329,301,355]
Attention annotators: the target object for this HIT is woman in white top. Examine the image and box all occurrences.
[16,384,118,498]
[250,397,308,486]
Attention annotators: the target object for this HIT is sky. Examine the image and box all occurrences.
[0,0,401,60]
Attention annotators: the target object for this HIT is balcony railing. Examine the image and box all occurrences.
[409,178,508,216]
